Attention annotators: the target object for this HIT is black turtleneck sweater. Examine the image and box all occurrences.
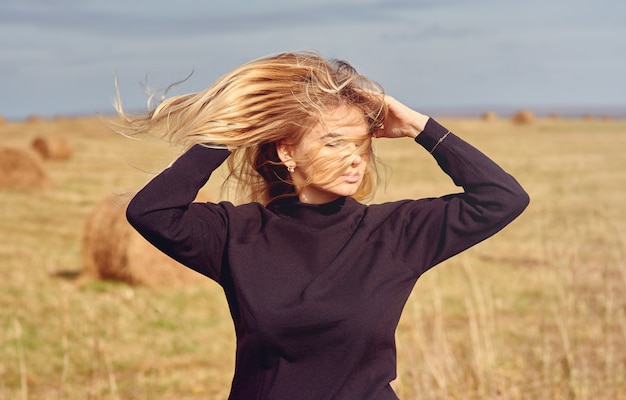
[126,119,529,400]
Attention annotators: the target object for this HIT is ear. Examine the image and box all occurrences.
[276,142,293,163]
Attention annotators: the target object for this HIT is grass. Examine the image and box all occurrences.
[1,115,625,399]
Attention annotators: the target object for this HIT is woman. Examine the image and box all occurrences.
[121,51,529,399]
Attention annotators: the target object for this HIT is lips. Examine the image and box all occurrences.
[342,173,360,184]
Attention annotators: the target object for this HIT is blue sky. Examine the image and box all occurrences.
[1,0,625,120]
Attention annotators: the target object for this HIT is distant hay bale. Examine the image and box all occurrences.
[26,115,43,124]
[481,111,498,122]
[548,113,561,121]
[32,136,72,160]
[511,110,535,124]
[0,147,52,189]
[82,195,210,287]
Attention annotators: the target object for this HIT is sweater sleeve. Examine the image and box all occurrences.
[125,145,231,282]
[399,118,529,274]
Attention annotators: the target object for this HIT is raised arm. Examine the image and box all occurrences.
[375,96,530,273]
[125,145,231,281]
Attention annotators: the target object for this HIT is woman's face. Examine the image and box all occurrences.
[279,105,370,204]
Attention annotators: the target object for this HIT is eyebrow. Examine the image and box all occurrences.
[321,133,342,140]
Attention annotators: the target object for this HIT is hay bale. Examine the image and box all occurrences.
[32,136,72,160]
[26,115,43,124]
[82,194,210,287]
[0,147,52,189]
[548,113,561,121]
[511,110,535,124]
[481,111,498,122]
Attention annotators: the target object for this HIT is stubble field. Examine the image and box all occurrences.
[1,114,625,399]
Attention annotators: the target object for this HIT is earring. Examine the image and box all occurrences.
[287,164,295,173]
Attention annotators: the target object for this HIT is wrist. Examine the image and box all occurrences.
[407,114,430,138]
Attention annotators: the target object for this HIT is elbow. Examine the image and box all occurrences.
[125,197,145,231]
[125,199,160,242]
[504,183,530,220]
[519,187,530,210]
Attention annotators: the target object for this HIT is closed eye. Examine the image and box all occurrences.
[321,133,369,151]
[325,140,346,148]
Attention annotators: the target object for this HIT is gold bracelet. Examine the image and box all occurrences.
[430,131,450,154]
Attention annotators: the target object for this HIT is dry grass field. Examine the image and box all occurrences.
[1,114,625,399]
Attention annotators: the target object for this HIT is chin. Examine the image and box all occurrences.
[335,184,361,197]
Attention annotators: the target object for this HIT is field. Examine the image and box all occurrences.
[1,114,625,399]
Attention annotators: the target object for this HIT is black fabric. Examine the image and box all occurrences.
[126,119,529,399]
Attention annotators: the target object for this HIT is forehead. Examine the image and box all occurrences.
[309,105,368,138]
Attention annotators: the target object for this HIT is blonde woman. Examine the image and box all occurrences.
[121,51,529,399]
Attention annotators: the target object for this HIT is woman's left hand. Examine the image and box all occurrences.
[373,95,430,140]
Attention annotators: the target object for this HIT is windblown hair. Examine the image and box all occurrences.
[116,51,387,205]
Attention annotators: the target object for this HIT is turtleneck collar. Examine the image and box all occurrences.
[268,196,363,230]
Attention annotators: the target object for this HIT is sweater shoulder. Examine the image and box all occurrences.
[366,198,431,217]
[363,198,434,230]
[217,201,283,231]
[218,201,272,220]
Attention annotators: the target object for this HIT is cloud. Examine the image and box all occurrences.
[1,0,625,120]
[1,1,387,39]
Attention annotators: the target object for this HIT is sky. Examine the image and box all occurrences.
[1,0,625,120]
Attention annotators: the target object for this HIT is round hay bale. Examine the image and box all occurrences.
[0,147,52,189]
[511,110,535,124]
[32,136,72,160]
[481,111,498,122]
[26,115,43,124]
[548,113,561,121]
[82,194,210,287]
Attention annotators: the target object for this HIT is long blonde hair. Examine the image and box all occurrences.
[116,51,387,205]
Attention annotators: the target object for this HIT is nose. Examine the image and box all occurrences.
[350,153,363,166]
